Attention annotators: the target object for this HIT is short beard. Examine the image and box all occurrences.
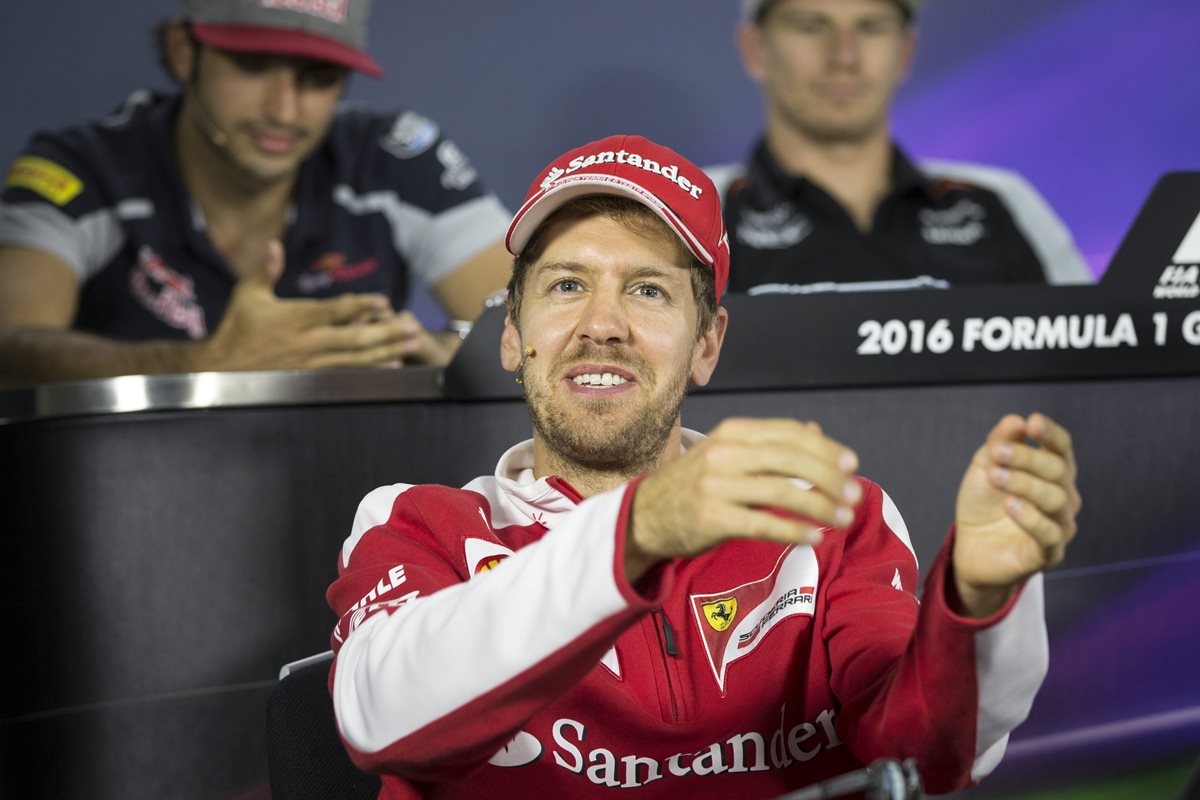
[522,347,692,482]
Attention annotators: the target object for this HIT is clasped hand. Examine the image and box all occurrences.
[200,240,459,370]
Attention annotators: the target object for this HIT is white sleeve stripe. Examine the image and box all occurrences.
[334,487,632,753]
[970,573,1048,780]
[419,196,510,284]
[919,159,1092,285]
[0,201,137,281]
[879,488,917,563]
[341,484,414,569]
[331,185,508,286]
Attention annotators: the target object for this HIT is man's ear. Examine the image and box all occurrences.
[500,312,522,373]
[163,20,197,83]
[690,306,729,388]
[736,21,767,85]
[898,26,918,82]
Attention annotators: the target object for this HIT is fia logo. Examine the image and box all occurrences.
[1155,211,1200,299]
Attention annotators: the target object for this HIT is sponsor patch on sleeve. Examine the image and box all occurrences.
[380,111,440,159]
[5,156,84,206]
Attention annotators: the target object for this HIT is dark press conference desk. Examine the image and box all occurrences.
[2,174,1199,799]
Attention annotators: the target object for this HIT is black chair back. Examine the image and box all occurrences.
[266,652,381,800]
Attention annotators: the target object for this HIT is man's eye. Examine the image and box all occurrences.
[552,279,580,293]
[636,284,663,299]
[300,66,348,89]
[859,19,899,35]
[783,17,829,35]
[229,53,273,74]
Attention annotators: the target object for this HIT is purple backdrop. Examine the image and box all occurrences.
[3,0,1197,292]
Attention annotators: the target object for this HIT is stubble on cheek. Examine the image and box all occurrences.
[522,354,690,476]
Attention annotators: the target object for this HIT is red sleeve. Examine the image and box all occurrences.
[824,483,1047,794]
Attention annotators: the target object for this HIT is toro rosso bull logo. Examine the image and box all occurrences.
[128,245,207,339]
[296,252,380,294]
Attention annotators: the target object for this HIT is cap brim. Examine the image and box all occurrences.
[191,23,384,79]
[506,173,715,267]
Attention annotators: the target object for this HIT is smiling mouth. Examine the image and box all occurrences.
[572,372,629,388]
[252,133,298,154]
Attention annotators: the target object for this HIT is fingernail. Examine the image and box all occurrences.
[992,467,1011,486]
[838,451,858,472]
[1006,497,1023,515]
[995,444,1013,464]
[835,506,854,527]
[807,528,824,546]
[1029,415,1045,437]
[842,480,862,503]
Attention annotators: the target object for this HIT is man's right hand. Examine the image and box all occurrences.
[625,418,863,582]
[197,241,419,371]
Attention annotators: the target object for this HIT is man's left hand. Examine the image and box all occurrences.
[952,413,1081,618]
[347,309,462,366]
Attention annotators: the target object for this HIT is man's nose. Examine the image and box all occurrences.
[576,293,630,345]
[263,68,301,125]
[828,29,863,69]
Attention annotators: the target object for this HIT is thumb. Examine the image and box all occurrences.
[244,239,286,290]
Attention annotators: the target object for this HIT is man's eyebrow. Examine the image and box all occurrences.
[535,262,685,283]
[532,261,592,280]
[779,8,896,22]
[535,261,591,276]
[626,265,685,283]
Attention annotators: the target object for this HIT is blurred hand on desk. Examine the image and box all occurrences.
[204,241,459,370]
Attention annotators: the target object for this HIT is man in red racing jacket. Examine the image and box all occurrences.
[327,134,1081,799]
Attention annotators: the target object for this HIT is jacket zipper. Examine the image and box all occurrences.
[654,609,681,722]
[657,609,679,657]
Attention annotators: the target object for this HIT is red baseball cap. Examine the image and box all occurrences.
[183,0,383,79]
[506,135,730,302]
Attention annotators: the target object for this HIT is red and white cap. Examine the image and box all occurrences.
[183,0,383,78]
[506,134,730,302]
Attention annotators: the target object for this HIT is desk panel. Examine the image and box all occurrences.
[1,374,1196,798]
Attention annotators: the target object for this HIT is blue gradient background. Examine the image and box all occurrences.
[3,0,1197,289]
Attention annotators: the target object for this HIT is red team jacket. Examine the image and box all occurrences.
[327,433,1048,799]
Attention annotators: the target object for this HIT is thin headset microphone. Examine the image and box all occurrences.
[188,79,229,148]
[177,21,229,149]
[514,345,535,384]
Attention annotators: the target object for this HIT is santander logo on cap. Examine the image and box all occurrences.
[538,148,706,201]
[259,0,350,23]
[508,134,730,301]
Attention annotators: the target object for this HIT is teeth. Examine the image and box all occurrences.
[572,372,627,387]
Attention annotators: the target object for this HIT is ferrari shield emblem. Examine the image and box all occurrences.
[702,598,737,632]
